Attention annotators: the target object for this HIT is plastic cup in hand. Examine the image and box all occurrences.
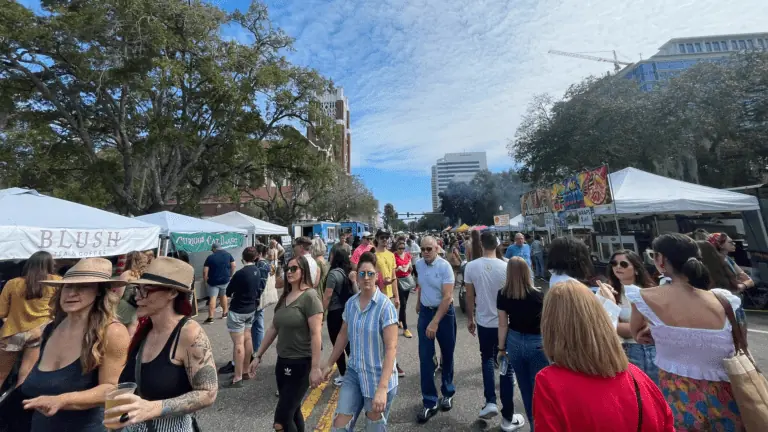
[105,382,137,422]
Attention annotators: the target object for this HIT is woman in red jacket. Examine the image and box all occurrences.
[533,280,674,432]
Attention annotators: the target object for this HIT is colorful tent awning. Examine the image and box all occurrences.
[456,224,470,232]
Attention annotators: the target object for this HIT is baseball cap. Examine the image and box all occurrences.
[361,231,372,238]
[376,228,391,238]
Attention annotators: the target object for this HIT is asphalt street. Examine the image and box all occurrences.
[194,288,768,432]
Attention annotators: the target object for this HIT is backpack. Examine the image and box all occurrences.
[332,268,355,306]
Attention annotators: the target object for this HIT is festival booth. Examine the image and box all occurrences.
[0,188,161,261]
[207,211,288,246]
[135,211,248,302]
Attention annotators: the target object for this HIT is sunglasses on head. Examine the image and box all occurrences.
[610,260,630,269]
[286,265,300,273]
[421,247,433,252]
[358,271,376,279]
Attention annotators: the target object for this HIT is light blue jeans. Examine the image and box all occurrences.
[623,342,659,385]
[332,367,397,431]
[251,308,265,352]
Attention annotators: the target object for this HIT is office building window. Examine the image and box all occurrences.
[678,43,686,54]
[694,43,702,52]
[722,41,729,51]
[739,40,747,50]
[747,39,755,49]
[686,43,694,53]
[713,41,721,51]
[705,42,712,52]
[759,39,766,49]
[732,40,739,50]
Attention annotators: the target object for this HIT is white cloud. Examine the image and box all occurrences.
[266,0,767,172]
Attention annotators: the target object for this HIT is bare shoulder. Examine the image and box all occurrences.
[105,321,130,353]
[179,319,207,348]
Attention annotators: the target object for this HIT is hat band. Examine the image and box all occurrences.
[64,270,112,279]
[140,272,190,290]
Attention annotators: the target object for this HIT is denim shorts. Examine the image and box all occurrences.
[333,367,397,431]
[226,311,255,333]
[206,283,228,298]
[623,342,659,385]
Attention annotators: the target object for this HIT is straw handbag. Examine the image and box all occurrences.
[715,293,768,431]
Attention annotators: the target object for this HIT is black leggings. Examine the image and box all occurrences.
[398,285,411,330]
[326,309,350,376]
[274,357,311,432]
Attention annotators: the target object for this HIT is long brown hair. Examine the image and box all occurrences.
[23,251,55,300]
[124,251,148,279]
[501,257,539,300]
[542,280,628,377]
[469,230,483,262]
[279,256,313,305]
[697,241,740,292]
[606,250,656,304]
[50,283,118,373]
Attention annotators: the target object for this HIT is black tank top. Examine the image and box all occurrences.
[21,322,105,432]
[120,317,193,401]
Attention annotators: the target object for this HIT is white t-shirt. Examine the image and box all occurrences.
[303,252,319,286]
[463,257,508,328]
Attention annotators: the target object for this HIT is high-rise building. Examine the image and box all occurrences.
[307,88,351,174]
[431,152,488,212]
[618,32,768,91]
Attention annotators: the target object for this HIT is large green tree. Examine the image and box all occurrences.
[0,0,332,214]
[439,170,529,225]
[309,169,378,222]
[509,52,768,188]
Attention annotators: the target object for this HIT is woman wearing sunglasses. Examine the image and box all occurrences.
[250,256,324,432]
[606,250,659,384]
[320,252,399,431]
[104,257,217,431]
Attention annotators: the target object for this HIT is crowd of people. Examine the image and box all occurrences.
[0,226,760,431]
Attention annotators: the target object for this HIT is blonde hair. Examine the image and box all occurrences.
[501,257,538,300]
[311,238,327,258]
[125,251,148,279]
[541,280,628,377]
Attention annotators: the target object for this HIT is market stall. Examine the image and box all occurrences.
[0,188,161,261]
[208,211,288,246]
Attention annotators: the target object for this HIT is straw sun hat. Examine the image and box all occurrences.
[131,256,194,293]
[44,258,127,286]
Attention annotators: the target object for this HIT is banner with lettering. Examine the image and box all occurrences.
[520,189,552,216]
[0,227,162,260]
[551,165,613,212]
[171,232,245,253]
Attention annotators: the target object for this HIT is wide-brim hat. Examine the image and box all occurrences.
[131,256,194,293]
[44,258,127,286]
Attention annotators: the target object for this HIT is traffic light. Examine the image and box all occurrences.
[406,212,410,218]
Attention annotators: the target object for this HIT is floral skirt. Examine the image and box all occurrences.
[659,369,745,432]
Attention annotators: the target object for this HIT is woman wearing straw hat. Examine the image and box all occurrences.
[104,257,217,432]
[20,257,130,432]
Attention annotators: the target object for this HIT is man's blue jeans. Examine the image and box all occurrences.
[251,308,265,352]
[418,304,457,409]
[533,253,545,278]
[477,325,498,405]
[504,330,549,428]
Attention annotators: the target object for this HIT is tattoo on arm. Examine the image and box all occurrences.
[160,326,218,417]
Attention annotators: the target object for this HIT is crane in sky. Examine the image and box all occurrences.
[548,50,633,72]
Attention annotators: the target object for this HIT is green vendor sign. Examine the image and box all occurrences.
[170,232,244,253]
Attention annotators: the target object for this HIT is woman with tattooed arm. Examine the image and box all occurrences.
[104,257,218,431]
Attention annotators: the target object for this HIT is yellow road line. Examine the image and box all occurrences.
[314,386,340,432]
[301,364,337,420]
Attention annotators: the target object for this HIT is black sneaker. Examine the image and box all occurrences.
[204,317,214,324]
[223,380,243,389]
[417,406,439,423]
[217,362,235,374]
[440,396,454,411]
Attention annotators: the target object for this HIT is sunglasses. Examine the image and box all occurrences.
[358,271,376,279]
[610,260,630,269]
[286,265,300,274]
[135,285,169,299]
[397,247,405,251]
[421,247,433,252]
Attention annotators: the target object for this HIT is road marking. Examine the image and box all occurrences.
[314,386,340,432]
[748,328,768,335]
[301,365,337,420]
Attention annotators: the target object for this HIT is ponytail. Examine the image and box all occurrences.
[680,257,711,290]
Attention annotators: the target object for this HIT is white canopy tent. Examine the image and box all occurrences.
[509,214,525,230]
[594,167,760,216]
[135,211,248,236]
[207,211,288,235]
[0,188,161,260]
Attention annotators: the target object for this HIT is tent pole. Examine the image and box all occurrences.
[654,216,660,237]
[605,163,622,238]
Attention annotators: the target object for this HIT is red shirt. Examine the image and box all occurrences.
[533,364,674,432]
[394,252,412,278]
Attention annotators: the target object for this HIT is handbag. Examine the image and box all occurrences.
[135,319,202,432]
[260,275,279,311]
[715,293,768,431]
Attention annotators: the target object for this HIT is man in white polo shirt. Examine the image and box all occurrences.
[414,236,456,424]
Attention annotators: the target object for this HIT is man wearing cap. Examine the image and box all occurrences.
[350,231,374,278]
[292,236,320,288]
[203,243,236,324]
[414,236,457,423]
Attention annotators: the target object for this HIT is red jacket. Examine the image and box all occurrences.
[533,364,674,432]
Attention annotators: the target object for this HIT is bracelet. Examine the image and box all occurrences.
[497,346,506,352]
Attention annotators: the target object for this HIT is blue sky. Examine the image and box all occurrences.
[18,0,768,214]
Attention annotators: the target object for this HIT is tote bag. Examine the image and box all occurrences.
[259,274,279,311]
[715,293,768,431]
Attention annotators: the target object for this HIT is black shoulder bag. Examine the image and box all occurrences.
[628,368,644,432]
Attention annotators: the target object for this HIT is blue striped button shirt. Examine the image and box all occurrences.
[342,288,399,398]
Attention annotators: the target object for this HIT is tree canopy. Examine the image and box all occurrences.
[509,52,768,188]
[309,169,378,223]
[0,0,337,215]
[438,169,529,225]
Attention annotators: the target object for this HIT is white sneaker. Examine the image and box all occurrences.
[333,376,344,387]
[478,402,499,419]
[500,414,526,431]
